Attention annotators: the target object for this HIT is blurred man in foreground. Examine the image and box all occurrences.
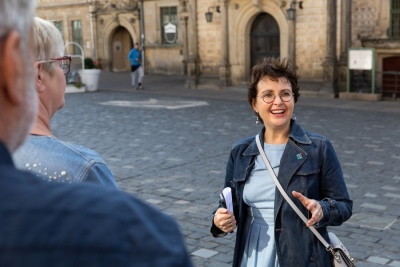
[0,1,192,266]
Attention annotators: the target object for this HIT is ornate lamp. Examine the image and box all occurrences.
[286,1,303,21]
[205,6,220,23]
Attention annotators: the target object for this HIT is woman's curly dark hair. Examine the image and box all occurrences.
[247,57,300,123]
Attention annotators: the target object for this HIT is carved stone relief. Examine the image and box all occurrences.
[99,0,138,11]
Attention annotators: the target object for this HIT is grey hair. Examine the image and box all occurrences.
[33,17,65,74]
[0,0,36,53]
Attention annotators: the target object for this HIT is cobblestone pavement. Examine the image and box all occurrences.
[55,72,400,267]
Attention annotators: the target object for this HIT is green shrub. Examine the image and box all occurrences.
[84,58,99,69]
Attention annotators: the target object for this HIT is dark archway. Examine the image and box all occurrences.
[250,13,280,70]
[382,56,400,99]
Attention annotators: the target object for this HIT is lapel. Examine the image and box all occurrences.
[244,121,312,214]
[274,120,311,215]
[278,139,307,189]
[238,136,259,182]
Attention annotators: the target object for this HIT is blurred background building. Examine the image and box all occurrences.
[36,0,400,99]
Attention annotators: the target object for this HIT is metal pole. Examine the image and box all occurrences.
[139,0,145,72]
[65,42,85,84]
[371,48,375,94]
[394,73,397,101]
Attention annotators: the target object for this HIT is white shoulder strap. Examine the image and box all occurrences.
[255,134,330,249]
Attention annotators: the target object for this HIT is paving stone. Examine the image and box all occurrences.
[176,200,191,204]
[210,252,233,263]
[367,256,390,265]
[348,213,397,230]
[367,161,384,165]
[191,248,218,259]
[145,198,162,204]
[385,192,400,198]
[360,203,387,211]
[382,186,398,191]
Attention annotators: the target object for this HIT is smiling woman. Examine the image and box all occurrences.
[251,76,294,140]
[210,57,353,267]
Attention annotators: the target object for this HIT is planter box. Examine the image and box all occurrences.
[82,69,101,92]
[339,92,382,101]
[65,84,85,94]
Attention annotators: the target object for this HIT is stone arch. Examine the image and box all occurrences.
[100,17,138,71]
[230,2,289,83]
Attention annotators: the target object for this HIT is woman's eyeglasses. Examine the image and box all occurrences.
[256,90,294,104]
[37,55,72,75]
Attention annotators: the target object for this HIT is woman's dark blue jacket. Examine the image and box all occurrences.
[211,120,353,267]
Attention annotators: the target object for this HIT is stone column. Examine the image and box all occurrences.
[88,1,97,59]
[179,1,188,75]
[288,18,296,66]
[338,0,351,92]
[185,0,199,88]
[321,0,337,94]
[219,0,230,87]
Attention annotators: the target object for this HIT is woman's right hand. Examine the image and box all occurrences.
[213,208,237,233]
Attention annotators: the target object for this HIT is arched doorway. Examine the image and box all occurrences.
[111,26,133,72]
[250,13,280,69]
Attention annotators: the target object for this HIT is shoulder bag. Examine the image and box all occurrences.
[255,134,355,267]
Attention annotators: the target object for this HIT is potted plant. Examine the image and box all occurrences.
[65,69,85,93]
[82,57,102,92]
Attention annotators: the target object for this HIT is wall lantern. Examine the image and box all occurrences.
[205,5,220,23]
[286,1,303,21]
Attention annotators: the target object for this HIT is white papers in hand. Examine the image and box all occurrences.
[222,187,233,214]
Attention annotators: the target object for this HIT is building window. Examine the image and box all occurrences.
[160,7,178,44]
[53,21,63,37]
[391,0,400,37]
[71,20,83,55]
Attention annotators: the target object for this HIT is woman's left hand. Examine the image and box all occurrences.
[292,191,323,227]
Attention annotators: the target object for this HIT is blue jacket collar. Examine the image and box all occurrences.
[243,120,311,156]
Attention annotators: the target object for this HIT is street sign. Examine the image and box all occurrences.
[346,48,376,94]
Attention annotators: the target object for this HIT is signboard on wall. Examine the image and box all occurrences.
[349,49,374,70]
[347,48,376,93]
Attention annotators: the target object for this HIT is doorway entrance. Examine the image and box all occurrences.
[250,13,280,70]
[382,56,400,99]
[111,26,132,72]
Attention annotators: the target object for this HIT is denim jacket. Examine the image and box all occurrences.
[13,135,118,188]
[211,120,353,267]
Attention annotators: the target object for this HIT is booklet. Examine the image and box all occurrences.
[219,187,233,214]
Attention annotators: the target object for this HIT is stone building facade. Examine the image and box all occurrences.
[36,0,400,98]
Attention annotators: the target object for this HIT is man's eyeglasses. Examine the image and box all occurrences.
[256,90,294,104]
[38,55,71,75]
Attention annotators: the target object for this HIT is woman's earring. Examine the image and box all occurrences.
[256,114,260,125]
[292,112,297,121]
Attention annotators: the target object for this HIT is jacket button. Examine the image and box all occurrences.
[310,256,317,262]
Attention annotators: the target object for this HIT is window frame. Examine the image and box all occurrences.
[390,0,400,38]
[53,21,63,37]
[71,20,83,55]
